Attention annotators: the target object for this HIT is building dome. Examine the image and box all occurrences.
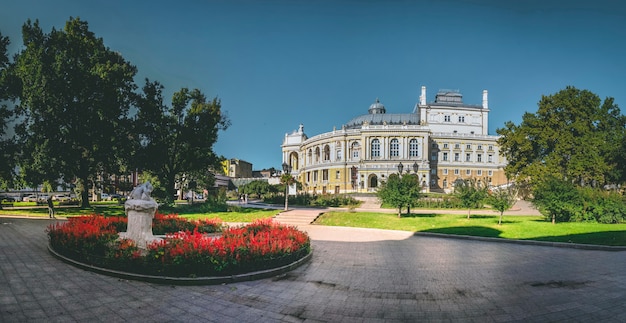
[368,98,386,114]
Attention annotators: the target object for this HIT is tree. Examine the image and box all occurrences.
[497,86,626,188]
[240,180,274,198]
[134,80,229,205]
[377,173,421,217]
[487,186,518,225]
[453,178,488,219]
[532,177,581,224]
[9,18,137,207]
[0,31,17,188]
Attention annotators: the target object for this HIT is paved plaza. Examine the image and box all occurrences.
[1,216,626,322]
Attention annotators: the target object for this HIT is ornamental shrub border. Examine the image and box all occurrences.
[47,214,311,278]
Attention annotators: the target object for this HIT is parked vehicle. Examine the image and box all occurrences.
[22,195,39,202]
[52,194,72,202]
[0,195,16,202]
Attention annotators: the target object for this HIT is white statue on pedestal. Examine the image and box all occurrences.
[119,182,161,249]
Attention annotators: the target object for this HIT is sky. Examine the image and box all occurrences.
[2,0,625,170]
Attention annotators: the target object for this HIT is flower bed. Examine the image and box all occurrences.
[47,214,311,278]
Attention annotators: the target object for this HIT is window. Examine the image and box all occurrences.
[306,172,311,182]
[336,149,342,161]
[488,145,493,151]
[459,115,465,123]
[390,138,399,157]
[488,154,493,163]
[443,169,448,175]
[466,169,471,176]
[477,145,483,150]
[454,153,460,161]
[443,143,449,149]
[454,143,460,149]
[371,139,381,158]
[351,142,360,159]
[442,152,448,161]
[431,143,438,148]
[314,147,320,163]
[465,153,471,162]
[477,170,482,176]
[466,144,471,150]
[307,149,312,164]
[409,139,419,157]
[313,171,318,182]
[336,171,340,179]
[322,169,329,181]
[444,115,451,122]
[488,170,493,176]
[477,154,482,162]
[454,169,459,175]
[431,169,437,175]
[323,145,330,161]
[431,152,437,161]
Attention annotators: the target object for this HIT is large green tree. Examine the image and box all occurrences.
[134,80,229,205]
[9,18,137,207]
[0,31,17,188]
[497,86,626,187]
[377,173,421,217]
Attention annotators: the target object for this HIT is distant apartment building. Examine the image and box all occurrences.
[222,158,253,178]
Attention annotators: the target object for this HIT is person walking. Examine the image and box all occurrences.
[47,196,55,218]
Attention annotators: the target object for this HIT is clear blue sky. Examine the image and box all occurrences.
[2,0,625,170]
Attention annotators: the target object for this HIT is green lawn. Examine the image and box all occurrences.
[0,204,279,223]
[316,211,626,246]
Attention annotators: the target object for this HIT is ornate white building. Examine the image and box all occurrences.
[282,86,507,194]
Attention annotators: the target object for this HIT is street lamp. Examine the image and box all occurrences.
[397,162,404,174]
[282,162,292,211]
[412,162,419,174]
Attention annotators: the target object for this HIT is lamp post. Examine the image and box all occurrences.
[397,162,404,175]
[282,162,292,211]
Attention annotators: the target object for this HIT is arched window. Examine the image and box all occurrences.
[371,139,380,158]
[314,147,320,163]
[389,138,399,157]
[409,139,419,157]
[307,149,312,165]
[323,145,330,161]
[351,142,360,159]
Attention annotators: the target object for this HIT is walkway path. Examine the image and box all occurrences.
[1,216,625,322]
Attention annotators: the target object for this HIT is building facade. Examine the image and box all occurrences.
[222,158,253,178]
[282,86,508,194]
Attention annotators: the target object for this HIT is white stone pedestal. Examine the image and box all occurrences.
[119,199,161,250]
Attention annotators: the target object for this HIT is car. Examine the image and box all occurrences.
[109,194,123,200]
[52,194,72,202]
[0,195,16,203]
[22,195,39,202]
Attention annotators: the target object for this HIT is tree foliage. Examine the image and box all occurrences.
[8,18,137,206]
[487,186,518,225]
[134,80,230,205]
[377,173,421,217]
[497,86,626,187]
[453,178,488,219]
[0,31,17,188]
[239,180,275,198]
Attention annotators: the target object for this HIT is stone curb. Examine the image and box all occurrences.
[48,245,312,285]
[414,232,626,251]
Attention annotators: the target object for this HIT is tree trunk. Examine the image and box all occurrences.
[79,177,90,208]
[467,208,471,219]
[499,211,503,225]
[398,207,402,218]
[552,213,555,224]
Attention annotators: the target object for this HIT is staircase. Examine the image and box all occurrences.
[273,209,324,226]
[354,195,381,210]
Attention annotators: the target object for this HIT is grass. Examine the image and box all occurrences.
[315,211,626,246]
[0,204,279,223]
